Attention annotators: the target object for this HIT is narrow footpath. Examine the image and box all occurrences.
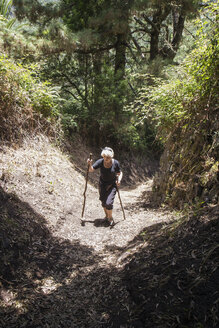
[0,137,173,327]
[1,137,217,328]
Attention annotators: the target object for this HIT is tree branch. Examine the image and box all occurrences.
[133,16,152,34]
[130,35,145,58]
[61,72,84,100]
[184,27,196,39]
[62,87,80,101]
[126,42,139,63]
[142,14,158,31]
[131,28,150,34]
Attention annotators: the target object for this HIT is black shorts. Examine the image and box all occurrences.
[99,181,117,210]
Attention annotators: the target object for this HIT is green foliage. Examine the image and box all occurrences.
[0,55,60,117]
[0,0,39,60]
[184,3,219,98]
[7,0,208,153]
[13,0,60,23]
[148,2,219,208]
[132,2,219,142]
[62,0,105,32]
[0,0,17,30]
[0,0,12,17]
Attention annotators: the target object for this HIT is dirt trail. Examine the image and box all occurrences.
[0,136,175,328]
[54,180,173,258]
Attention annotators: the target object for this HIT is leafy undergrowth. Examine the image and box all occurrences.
[137,3,219,210]
[122,207,219,328]
[0,55,60,144]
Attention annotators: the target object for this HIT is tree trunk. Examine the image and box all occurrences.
[160,8,186,60]
[92,52,103,145]
[148,5,171,61]
[114,33,126,81]
[172,11,186,52]
[83,54,90,110]
[150,29,160,60]
[113,32,127,124]
[93,52,103,111]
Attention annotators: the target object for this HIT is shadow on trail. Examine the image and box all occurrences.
[0,186,131,328]
[135,186,159,210]
[117,209,219,328]
[81,218,110,227]
[81,218,124,229]
[1,185,218,328]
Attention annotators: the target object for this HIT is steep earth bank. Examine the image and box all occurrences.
[153,104,219,210]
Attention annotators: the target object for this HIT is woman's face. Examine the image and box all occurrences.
[103,156,112,164]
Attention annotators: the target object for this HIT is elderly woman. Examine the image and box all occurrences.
[87,147,123,226]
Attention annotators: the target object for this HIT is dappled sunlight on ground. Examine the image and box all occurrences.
[0,136,218,327]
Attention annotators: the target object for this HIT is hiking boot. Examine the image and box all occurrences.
[108,218,115,227]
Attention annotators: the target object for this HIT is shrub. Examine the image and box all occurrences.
[0,54,61,141]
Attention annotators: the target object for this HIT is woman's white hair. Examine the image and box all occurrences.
[101,147,114,158]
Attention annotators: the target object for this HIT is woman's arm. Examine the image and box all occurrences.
[116,171,123,186]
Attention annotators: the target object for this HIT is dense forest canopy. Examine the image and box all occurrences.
[1,0,212,147]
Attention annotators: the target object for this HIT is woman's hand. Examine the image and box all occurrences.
[116,172,123,187]
[116,180,120,187]
[87,159,94,172]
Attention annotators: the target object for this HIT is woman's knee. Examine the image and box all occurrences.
[105,203,113,210]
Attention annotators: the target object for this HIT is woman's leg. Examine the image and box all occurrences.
[99,182,116,223]
[105,209,113,219]
[99,182,107,218]
[103,207,107,218]
[105,186,116,224]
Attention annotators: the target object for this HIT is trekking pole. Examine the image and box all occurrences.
[81,153,92,224]
[116,183,126,221]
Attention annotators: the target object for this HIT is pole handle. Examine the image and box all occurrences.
[86,153,92,180]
